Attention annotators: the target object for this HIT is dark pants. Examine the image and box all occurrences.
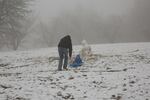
[58,47,68,70]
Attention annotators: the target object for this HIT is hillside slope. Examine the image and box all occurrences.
[0,43,150,100]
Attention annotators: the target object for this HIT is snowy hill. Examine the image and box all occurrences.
[0,43,150,100]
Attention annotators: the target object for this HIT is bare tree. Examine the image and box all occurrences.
[39,22,52,47]
[0,0,33,50]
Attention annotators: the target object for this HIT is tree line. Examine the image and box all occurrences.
[0,0,150,50]
[0,0,33,50]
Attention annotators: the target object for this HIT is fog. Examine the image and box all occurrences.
[33,0,134,21]
[0,0,150,50]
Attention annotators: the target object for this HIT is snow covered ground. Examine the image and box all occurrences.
[0,43,150,100]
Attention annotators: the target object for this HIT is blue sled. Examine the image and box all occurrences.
[69,62,83,68]
[69,54,83,68]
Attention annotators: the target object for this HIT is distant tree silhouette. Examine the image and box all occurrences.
[0,0,33,50]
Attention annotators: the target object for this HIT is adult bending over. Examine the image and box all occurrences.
[58,35,72,71]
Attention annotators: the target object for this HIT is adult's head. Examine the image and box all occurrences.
[66,35,71,38]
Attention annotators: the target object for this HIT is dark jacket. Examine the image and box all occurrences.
[58,35,72,57]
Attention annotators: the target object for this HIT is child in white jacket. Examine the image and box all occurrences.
[80,40,93,61]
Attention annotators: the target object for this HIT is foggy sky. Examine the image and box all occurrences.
[33,0,135,21]
[1,0,149,51]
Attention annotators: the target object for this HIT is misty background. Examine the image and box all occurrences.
[0,0,150,51]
